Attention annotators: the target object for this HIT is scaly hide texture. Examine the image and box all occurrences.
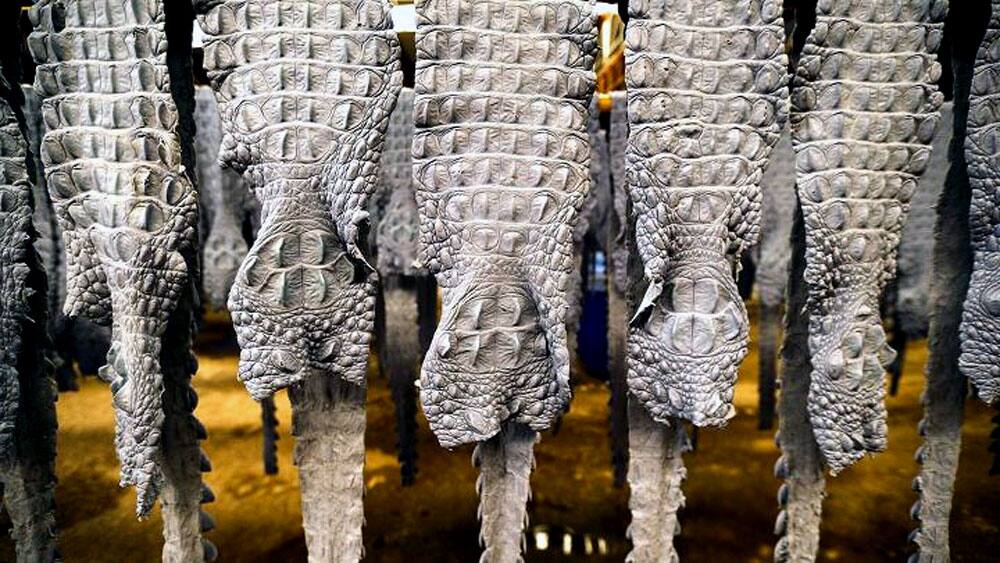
[756,129,797,310]
[195,2,402,560]
[773,199,827,563]
[193,85,252,312]
[194,0,403,399]
[377,88,421,278]
[625,0,790,427]
[412,0,598,448]
[625,399,689,563]
[896,103,952,338]
[607,93,630,488]
[566,102,611,343]
[0,77,60,563]
[472,423,537,563]
[756,128,796,430]
[27,0,200,516]
[791,0,947,473]
[908,3,986,554]
[609,92,630,296]
[960,0,1000,405]
[19,84,73,392]
[374,87,422,485]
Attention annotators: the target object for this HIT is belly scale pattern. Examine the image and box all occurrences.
[27,0,199,516]
[413,0,598,448]
[791,0,947,472]
[625,0,790,427]
[194,0,403,400]
[960,0,1000,404]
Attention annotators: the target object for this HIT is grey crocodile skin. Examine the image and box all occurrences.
[607,92,629,488]
[413,0,598,448]
[377,87,420,277]
[625,0,789,427]
[0,84,33,481]
[195,0,403,400]
[28,0,200,515]
[756,128,796,310]
[609,92,629,295]
[897,103,952,338]
[0,76,60,563]
[193,85,252,312]
[791,0,947,472]
[960,1,1000,404]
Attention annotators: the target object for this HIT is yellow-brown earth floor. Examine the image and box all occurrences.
[2,307,998,562]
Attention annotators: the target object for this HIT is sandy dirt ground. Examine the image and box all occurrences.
[1,305,998,562]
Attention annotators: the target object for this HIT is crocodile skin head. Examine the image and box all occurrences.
[0,90,33,465]
[625,0,789,427]
[792,0,947,471]
[195,0,403,399]
[756,128,796,309]
[28,0,199,515]
[896,103,951,338]
[194,85,252,311]
[960,2,1000,405]
[413,0,598,448]
[376,88,421,277]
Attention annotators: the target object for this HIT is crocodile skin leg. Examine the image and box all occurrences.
[384,278,420,486]
[909,3,987,556]
[473,423,537,563]
[774,201,825,563]
[289,375,366,563]
[626,400,689,563]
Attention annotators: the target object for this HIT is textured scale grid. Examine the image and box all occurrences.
[791,0,947,472]
[27,0,199,516]
[0,96,33,465]
[413,0,598,448]
[625,0,790,427]
[195,0,403,399]
[960,0,1000,405]
[376,87,421,277]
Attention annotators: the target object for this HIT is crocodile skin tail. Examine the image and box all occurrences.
[473,422,537,563]
[774,199,825,563]
[384,284,419,485]
[290,375,366,563]
[908,11,983,556]
[625,401,688,563]
[261,397,279,476]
